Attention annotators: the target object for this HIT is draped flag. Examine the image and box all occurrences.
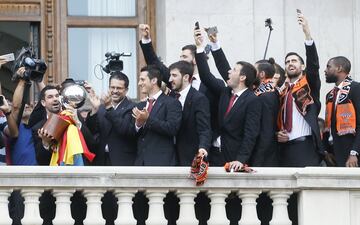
[50,110,95,166]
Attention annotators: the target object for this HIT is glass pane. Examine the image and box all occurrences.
[68,28,137,98]
[68,0,136,17]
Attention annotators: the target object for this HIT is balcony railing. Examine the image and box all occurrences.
[0,166,360,225]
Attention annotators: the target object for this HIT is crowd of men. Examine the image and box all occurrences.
[0,11,359,225]
[0,12,359,170]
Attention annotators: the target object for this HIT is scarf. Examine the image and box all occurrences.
[50,110,95,166]
[189,153,209,186]
[277,75,314,130]
[254,79,275,96]
[325,77,356,136]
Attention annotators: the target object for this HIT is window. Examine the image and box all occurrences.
[68,0,136,17]
[68,27,137,97]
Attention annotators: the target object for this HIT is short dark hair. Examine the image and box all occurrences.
[39,85,59,101]
[329,56,351,74]
[236,61,257,88]
[255,60,275,79]
[140,65,162,88]
[169,61,194,80]
[181,45,196,58]
[285,52,304,65]
[109,71,129,88]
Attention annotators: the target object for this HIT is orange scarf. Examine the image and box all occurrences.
[277,75,314,130]
[254,79,275,96]
[325,77,356,136]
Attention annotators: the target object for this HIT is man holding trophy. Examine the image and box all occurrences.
[35,84,95,166]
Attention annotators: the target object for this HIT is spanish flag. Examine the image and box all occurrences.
[50,110,95,166]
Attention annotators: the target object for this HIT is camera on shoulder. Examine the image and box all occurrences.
[102,51,131,74]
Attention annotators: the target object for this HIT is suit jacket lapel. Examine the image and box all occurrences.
[224,89,250,122]
[149,93,165,117]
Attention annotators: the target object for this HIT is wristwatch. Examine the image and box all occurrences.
[350,150,359,157]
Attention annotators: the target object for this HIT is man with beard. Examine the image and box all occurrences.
[276,12,323,167]
[324,56,360,167]
[139,24,222,166]
[168,60,211,165]
[86,72,137,166]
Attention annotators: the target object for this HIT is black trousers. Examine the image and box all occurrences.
[279,136,320,167]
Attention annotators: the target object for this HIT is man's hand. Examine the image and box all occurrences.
[277,130,289,143]
[229,161,243,172]
[38,128,54,149]
[194,29,204,48]
[346,155,358,167]
[207,32,218,43]
[198,148,208,157]
[102,91,112,110]
[84,82,101,115]
[139,24,151,40]
[0,56,8,68]
[0,95,11,115]
[132,107,149,127]
[297,12,311,40]
[16,67,26,78]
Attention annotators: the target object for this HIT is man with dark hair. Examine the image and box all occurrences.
[277,12,323,167]
[324,56,360,167]
[248,61,280,167]
[132,65,182,166]
[139,24,223,165]
[86,71,136,166]
[194,30,261,171]
[168,60,211,165]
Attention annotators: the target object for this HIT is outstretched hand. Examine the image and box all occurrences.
[297,12,312,40]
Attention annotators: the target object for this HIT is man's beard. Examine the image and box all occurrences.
[287,71,301,79]
[325,74,338,83]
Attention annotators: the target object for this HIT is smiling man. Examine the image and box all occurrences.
[168,60,211,166]
[86,72,137,166]
[132,65,182,166]
[277,12,323,167]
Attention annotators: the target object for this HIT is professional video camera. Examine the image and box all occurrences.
[102,51,131,74]
[12,47,47,82]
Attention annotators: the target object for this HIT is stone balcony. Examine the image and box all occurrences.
[0,166,360,225]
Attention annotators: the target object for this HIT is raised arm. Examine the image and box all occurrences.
[139,24,170,85]
[194,28,225,96]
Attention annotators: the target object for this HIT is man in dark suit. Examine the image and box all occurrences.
[194,31,261,171]
[139,24,223,166]
[251,61,280,167]
[132,65,182,166]
[168,60,211,165]
[86,72,137,166]
[324,56,360,167]
[276,12,323,167]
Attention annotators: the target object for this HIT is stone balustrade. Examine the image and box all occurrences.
[0,166,360,225]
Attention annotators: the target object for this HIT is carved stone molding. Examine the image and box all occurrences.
[45,0,54,83]
[0,3,40,16]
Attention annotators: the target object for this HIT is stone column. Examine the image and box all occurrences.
[238,190,261,225]
[83,189,106,225]
[269,190,292,225]
[52,189,75,225]
[207,190,230,225]
[21,189,43,225]
[146,190,167,225]
[114,189,137,225]
[176,190,198,225]
[0,189,12,225]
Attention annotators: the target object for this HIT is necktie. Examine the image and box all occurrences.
[147,98,155,113]
[331,87,339,127]
[175,92,181,100]
[284,84,294,132]
[225,94,237,117]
